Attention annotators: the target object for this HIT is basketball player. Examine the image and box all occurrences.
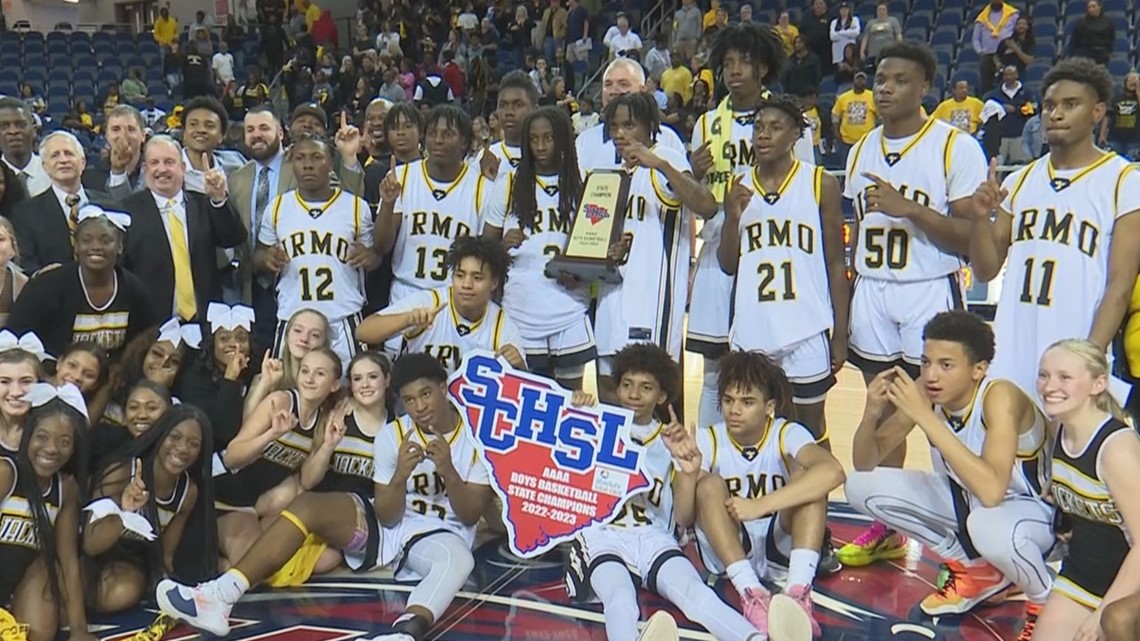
[157,354,492,641]
[357,236,527,372]
[566,343,812,641]
[844,311,1052,634]
[1029,340,1140,641]
[482,108,594,388]
[719,95,847,444]
[478,71,536,182]
[968,57,1140,399]
[255,134,376,366]
[686,350,845,637]
[374,105,487,306]
[576,58,686,176]
[594,92,716,403]
[838,42,988,568]
[688,24,817,429]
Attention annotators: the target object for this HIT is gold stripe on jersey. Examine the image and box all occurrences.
[421,162,471,201]
[293,188,344,219]
[1053,458,1111,499]
[499,142,521,168]
[1115,163,1138,213]
[353,195,362,238]
[1056,575,1103,609]
[535,174,560,197]
[939,384,981,432]
[753,161,801,206]
[777,419,796,470]
[491,309,506,350]
[1008,160,1038,204]
[707,425,719,470]
[849,137,870,222]
[635,422,665,446]
[413,418,463,447]
[813,166,823,206]
[942,130,958,177]
[728,416,775,459]
[649,158,682,208]
[1046,152,1115,192]
[270,194,286,226]
[880,116,938,166]
[448,287,490,334]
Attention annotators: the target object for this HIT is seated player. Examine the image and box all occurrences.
[566,343,811,641]
[691,351,845,637]
[357,236,527,372]
[1031,340,1140,641]
[156,353,493,641]
[844,311,1052,638]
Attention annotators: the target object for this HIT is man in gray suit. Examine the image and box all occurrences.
[81,105,148,199]
[227,104,365,346]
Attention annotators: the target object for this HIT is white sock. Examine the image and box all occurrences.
[787,549,819,588]
[726,560,763,594]
[930,532,970,564]
[213,569,250,604]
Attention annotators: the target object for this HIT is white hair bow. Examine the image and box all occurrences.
[0,330,52,362]
[25,382,89,421]
[206,302,255,333]
[157,317,202,349]
[76,204,132,231]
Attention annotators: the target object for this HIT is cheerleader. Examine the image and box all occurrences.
[0,217,27,329]
[244,308,331,417]
[89,381,174,469]
[102,318,199,427]
[0,331,50,452]
[176,303,255,448]
[51,342,109,400]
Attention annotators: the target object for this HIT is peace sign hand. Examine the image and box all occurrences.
[324,398,350,447]
[121,460,149,513]
[203,152,229,202]
[969,157,1008,221]
[380,155,403,203]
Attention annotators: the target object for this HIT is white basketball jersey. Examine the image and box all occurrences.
[697,417,814,499]
[482,173,592,338]
[491,141,522,179]
[390,160,488,303]
[845,118,987,282]
[608,420,675,535]
[381,285,526,373]
[990,154,1140,396]
[931,379,1048,500]
[575,122,686,178]
[372,414,489,541]
[731,161,833,352]
[594,145,691,358]
[259,189,371,321]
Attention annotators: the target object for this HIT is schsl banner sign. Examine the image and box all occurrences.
[448,352,652,558]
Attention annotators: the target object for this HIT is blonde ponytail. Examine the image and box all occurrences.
[1044,339,1129,424]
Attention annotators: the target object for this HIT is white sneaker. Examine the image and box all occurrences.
[637,611,680,641]
[767,594,813,641]
[155,579,233,637]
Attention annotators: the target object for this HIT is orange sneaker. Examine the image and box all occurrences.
[919,560,1011,616]
[1015,602,1042,641]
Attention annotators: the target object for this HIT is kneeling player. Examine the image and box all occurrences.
[156,354,493,641]
[567,343,812,641]
[844,311,1052,637]
[691,351,844,638]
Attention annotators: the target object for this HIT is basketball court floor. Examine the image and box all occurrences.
[90,363,1031,641]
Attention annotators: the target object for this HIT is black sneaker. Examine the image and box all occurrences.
[818,527,843,576]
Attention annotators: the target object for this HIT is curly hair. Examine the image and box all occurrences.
[717,350,794,416]
[708,22,787,88]
[446,235,513,284]
[610,343,681,406]
[1042,57,1114,105]
[922,311,995,364]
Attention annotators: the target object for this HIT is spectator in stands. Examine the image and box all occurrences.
[508,5,535,68]
[982,64,1035,164]
[933,80,985,133]
[183,98,245,195]
[19,84,43,116]
[191,10,215,35]
[704,0,722,30]
[690,76,712,111]
[312,9,338,49]
[783,35,823,97]
[101,82,123,119]
[84,105,147,199]
[458,2,479,32]
[832,70,876,158]
[262,15,288,71]
[565,0,590,86]
[415,64,456,107]
[10,131,101,273]
[121,69,147,107]
[646,35,672,80]
[829,2,861,71]
[972,0,1019,94]
[605,13,642,60]
[65,102,95,134]
[997,16,1035,74]
[835,42,861,87]
[673,0,703,63]
[775,10,799,56]
[141,99,166,130]
[662,51,694,104]
[164,43,182,89]
[802,0,834,70]
[480,17,501,55]
[213,42,237,89]
[539,0,568,63]
[441,51,466,102]
[799,90,833,162]
[1069,0,1114,65]
[739,4,754,24]
[183,42,214,100]
[1103,71,1140,159]
[153,7,178,48]
[378,69,406,103]
[860,0,901,67]
[0,99,49,197]
[572,96,598,133]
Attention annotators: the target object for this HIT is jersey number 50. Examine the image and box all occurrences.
[864,228,909,269]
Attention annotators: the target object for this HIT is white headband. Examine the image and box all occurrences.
[25,382,88,421]
[206,302,255,333]
[0,330,52,362]
[157,318,202,349]
[76,204,132,232]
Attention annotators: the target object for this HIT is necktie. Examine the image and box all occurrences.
[253,165,270,252]
[17,172,28,191]
[65,194,81,234]
[165,199,197,320]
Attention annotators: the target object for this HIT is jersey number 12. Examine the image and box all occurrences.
[299,267,334,301]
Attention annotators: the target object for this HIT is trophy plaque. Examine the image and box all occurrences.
[544,169,632,285]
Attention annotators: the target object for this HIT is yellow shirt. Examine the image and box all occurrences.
[832,89,877,144]
[932,96,984,133]
[79,113,93,128]
[153,16,178,46]
[703,8,719,28]
[804,106,822,146]
[305,4,321,30]
[775,24,799,56]
[661,66,693,104]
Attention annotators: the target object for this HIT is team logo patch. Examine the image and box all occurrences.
[584,204,610,225]
[431,189,448,201]
[763,192,781,205]
[741,446,759,461]
[884,152,902,166]
[449,352,651,558]
[307,208,324,219]
[1050,177,1071,192]
[509,157,521,168]
[457,324,472,337]
[542,184,560,197]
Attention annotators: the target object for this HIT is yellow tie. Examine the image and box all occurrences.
[165,199,197,320]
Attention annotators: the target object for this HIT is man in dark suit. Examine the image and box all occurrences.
[81,104,148,199]
[12,130,111,272]
[119,135,246,321]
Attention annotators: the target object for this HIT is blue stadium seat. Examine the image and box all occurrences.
[1032,22,1058,39]
[931,30,957,47]
[1065,2,1087,16]
[905,27,928,40]
[936,12,964,27]
[46,42,67,56]
[821,77,837,94]
[906,14,931,30]
[958,48,980,65]
[69,31,89,45]
[1112,16,1129,34]
[1103,0,1128,11]
[0,54,19,69]
[23,69,46,84]
[46,98,69,114]
[146,81,166,95]
[1109,59,1131,76]
[97,70,119,86]
[955,68,979,89]
[46,31,66,44]
[1036,41,1058,60]
[48,68,70,82]
[1031,3,1059,19]
[1025,63,1049,81]
[912,0,936,13]
[25,31,43,43]
[935,48,953,67]
[92,31,111,44]
[25,53,46,66]
[143,68,163,83]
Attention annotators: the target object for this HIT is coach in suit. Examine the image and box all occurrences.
[81,105,149,199]
[120,135,247,321]
[11,131,112,272]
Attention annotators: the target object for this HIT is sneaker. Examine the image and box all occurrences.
[741,586,773,634]
[782,585,822,638]
[155,579,233,637]
[767,593,814,641]
[835,522,908,567]
[1014,602,1042,641]
[817,528,842,576]
[637,611,680,641]
[919,560,1012,616]
[129,615,178,641]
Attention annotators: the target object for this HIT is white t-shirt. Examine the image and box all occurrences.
[212,52,235,84]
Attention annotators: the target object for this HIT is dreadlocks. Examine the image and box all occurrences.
[717,349,794,417]
[708,22,787,93]
[510,107,581,234]
[604,92,661,142]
